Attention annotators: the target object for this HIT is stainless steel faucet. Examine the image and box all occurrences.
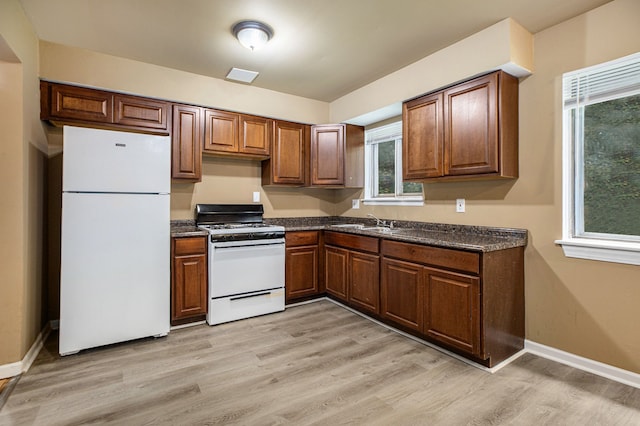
[367,213,387,227]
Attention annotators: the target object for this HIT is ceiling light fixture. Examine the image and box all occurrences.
[232,20,273,51]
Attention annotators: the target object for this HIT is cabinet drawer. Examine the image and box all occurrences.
[381,240,479,274]
[173,236,207,256]
[286,231,319,247]
[46,82,113,123]
[114,95,169,131]
[325,231,379,253]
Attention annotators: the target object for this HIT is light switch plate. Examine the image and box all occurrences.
[253,191,260,203]
[352,199,360,209]
[456,198,465,213]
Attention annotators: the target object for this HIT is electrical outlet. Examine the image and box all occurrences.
[252,191,260,203]
[352,199,360,209]
[456,198,465,213]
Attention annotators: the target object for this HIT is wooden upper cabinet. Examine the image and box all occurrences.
[203,109,239,153]
[203,110,270,158]
[171,104,202,182]
[42,81,113,123]
[262,120,309,186]
[403,92,444,180]
[310,124,364,187]
[444,73,498,176]
[311,124,345,185]
[402,70,518,181]
[114,94,169,131]
[240,114,271,156]
[40,81,170,133]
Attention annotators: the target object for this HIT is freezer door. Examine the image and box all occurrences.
[59,192,170,355]
[63,126,170,193]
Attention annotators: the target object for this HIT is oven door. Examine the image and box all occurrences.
[209,238,285,298]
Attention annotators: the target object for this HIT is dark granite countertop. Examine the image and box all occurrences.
[170,220,208,238]
[171,216,527,252]
[265,216,527,252]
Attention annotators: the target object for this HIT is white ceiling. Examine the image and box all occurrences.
[20,0,612,102]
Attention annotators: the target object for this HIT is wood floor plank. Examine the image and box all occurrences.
[1,300,639,425]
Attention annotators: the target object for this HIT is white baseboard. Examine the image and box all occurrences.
[0,323,51,380]
[525,340,640,389]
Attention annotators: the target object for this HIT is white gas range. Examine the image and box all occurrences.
[196,204,285,325]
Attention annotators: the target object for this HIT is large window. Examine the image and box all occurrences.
[557,52,640,265]
[364,121,423,205]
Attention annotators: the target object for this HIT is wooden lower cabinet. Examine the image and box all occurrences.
[381,258,423,332]
[324,246,349,300]
[285,231,322,303]
[324,231,380,315]
[349,251,380,314]
[423,268,481,357]
[171,236,207,325]
[380,239,524,367]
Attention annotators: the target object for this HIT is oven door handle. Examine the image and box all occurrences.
[230,291,273,301]
[212,242,285,249]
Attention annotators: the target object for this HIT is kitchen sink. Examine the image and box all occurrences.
[330,223,415,235]
[361,226,414,235]
[330,223,366,229]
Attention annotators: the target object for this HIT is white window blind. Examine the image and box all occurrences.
[563,52,640,108]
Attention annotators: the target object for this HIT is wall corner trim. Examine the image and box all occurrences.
[525,340,640,389]
[0,323,51,379]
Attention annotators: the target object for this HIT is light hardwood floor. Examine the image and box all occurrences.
[1,300,639,425]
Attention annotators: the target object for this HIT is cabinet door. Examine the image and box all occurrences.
[203,109,239,153]
[381,258,423,332]
[265,120,308,185]
[172,237,207,323]
[311,124,345,185]
[402,92,444,179]
[423,267,481,356]
[47,83,113,123]
[240,114,270,156]
[285,245,319,301]
[324,245,348,301]
[444,73,499,176]
[349,251,380,314]
[114,94,169,131]
[171,104,202,181]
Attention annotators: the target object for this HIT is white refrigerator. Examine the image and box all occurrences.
[59,126,171,355]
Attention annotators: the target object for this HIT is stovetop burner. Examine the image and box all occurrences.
[200,223,269,230]
[195,204,284,242]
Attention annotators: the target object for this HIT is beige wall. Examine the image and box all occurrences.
[333,0,640,373]
[170,156,338,219]
[0,0,48,368]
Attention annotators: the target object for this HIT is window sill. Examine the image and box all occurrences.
[555,238,640,266]
[363,198,424,207]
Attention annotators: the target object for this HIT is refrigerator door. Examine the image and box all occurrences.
[63,126,170,194]
[59,192,170,355]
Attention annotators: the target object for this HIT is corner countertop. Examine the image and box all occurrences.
[171,216,527,252]
[265,216,527,253]
[170,220,208,238]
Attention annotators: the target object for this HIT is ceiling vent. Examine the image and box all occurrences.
[225,67,259,84]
